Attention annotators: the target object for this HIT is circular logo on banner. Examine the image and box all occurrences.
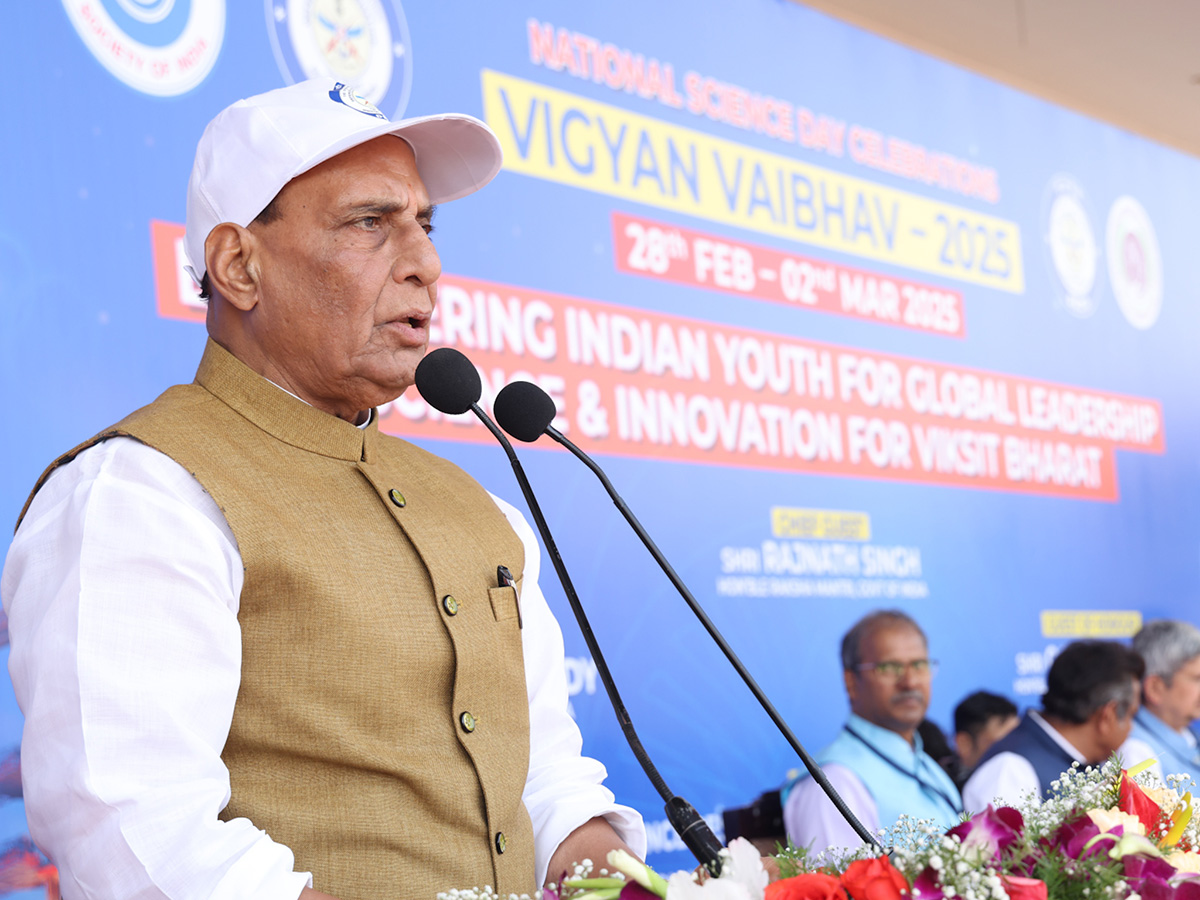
[61,0,225,96]
[1107,196,1163,330]
[1042,175,1101,318]
[266,0,413,119]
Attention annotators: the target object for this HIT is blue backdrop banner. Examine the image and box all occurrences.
[2,1,1198,891]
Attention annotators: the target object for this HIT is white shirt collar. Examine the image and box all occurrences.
[1030,708,1088,762]
[264,379,374,430]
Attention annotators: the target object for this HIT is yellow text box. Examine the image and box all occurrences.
[771,507,871,541]
[483,70,1024,294]
[1040,610,1143,638]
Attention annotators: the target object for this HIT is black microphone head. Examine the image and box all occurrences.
[414,347,481,415]
[494,381,557,442]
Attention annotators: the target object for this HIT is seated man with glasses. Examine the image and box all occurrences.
[1120,619,1200,789]
[962,640,1144,812]
[782,610,962,854]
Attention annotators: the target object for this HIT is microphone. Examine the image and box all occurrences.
[413,346,481,415]
[493,379,883,851]
[492,381,557,442]
[414,348,725,875]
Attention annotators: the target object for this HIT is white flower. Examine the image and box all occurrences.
[665,872,753,900]
[716,838,769,899]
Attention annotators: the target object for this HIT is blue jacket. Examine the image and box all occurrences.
[976,711,1076,798]
[786,714,962,832]
[1129,710,1200,783]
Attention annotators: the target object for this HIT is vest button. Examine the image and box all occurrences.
[460,711,477,733]
[495,832,507,854]
[388,488,406,508]
[442,595,459,616]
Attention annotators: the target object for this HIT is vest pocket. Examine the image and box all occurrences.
[488,585,521,622]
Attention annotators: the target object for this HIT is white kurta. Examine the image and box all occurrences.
[783,763,879,856]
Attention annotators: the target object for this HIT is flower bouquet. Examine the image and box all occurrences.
[438,759,1200,900]
[776,759,1199,900]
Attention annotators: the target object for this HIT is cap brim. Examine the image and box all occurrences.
[282,112,503,207]
[390,115,504,204]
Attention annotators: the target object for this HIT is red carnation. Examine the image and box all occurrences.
[767,872,849,900]
[840,857,909,900]
[1001,876,1048,900]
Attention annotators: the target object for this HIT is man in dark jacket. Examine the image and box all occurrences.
[962,641,1143,811]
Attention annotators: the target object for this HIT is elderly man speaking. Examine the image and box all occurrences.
[2,81,644,900]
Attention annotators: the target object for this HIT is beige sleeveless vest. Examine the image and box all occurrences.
[24,340,537,899]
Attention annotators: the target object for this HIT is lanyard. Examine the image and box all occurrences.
[845,724,963,815]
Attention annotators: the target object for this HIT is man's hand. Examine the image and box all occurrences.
[545,816,638,887]
[296,818,636,897]
[762,855,781,882]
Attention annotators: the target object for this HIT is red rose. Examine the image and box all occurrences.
[1001,876,1048,900]
[840,857,909,900]
[767,872,849,900]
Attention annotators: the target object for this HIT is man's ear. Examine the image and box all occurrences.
[205,223,262,311]
[843,669,858,703]
[1093,699,1120,737]
[954,731,974,761]
[1143,674,1167,708]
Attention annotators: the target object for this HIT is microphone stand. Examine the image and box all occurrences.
[467,402,726,875]
[540,424,883,851]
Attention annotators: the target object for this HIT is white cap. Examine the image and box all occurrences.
[184,80,503,281]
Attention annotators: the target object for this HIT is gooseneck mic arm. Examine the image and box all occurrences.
[414,349,725,875]
[492,380,883,851]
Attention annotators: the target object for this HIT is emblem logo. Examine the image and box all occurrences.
[61,0,225,97]
[266,0,413,119]
[1042,175,1100,319]
[329,82,386,118]
[1106,196,1162,331]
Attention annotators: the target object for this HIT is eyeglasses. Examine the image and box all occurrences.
[854,659,939,680]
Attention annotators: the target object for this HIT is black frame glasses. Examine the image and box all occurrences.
[853,659,939,680]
